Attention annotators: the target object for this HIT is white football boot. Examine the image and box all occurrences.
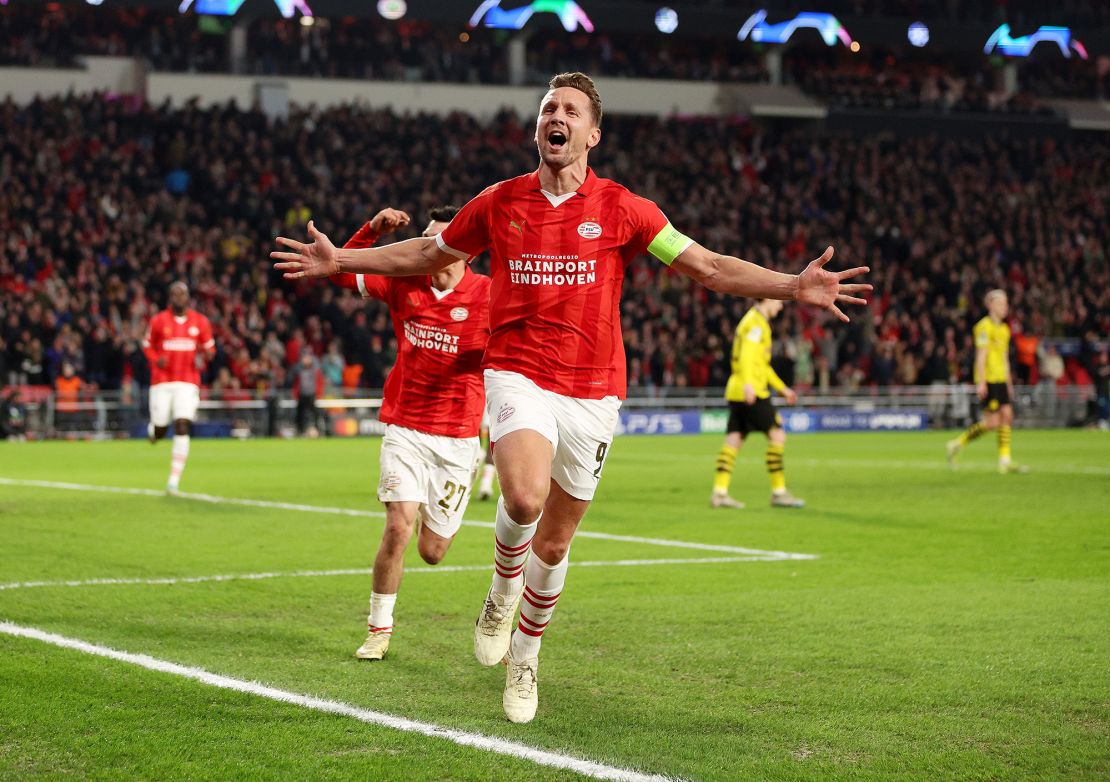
[474,588,522,666]
[502,648,539,724]
[355,629,392,661]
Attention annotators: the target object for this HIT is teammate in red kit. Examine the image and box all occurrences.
[142,281,215,495]
[272,72,871,722]
[330,206,492,662]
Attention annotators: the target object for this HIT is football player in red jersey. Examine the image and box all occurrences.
[273,72,871,723]
[142,281,215,495]
[329,206,492,662]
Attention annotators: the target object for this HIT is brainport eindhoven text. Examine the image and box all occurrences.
[404,321,460,353]
[509,255,598,285]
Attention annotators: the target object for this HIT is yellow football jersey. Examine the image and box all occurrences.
[973,316,1011,384]
[725,307,786,402]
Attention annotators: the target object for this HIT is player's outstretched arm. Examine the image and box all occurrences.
[272,220,456,280]
[672,243,871,323]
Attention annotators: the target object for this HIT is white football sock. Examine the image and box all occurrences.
[511,551,568,661]
[491,496,539,596]
[168,435,190,488]
[368,592,397,633]
[479,463,496,494]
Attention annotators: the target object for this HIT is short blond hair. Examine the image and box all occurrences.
[985,289,1007,306]
[549,72,602,127]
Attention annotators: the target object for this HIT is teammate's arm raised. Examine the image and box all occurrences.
[673,243,870,323]
[272,220,456,280]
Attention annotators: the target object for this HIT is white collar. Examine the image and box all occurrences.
[431,287,454,300]
[540,189,577,208]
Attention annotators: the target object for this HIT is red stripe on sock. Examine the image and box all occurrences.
[522,593,558,610]
[518,614,549,631]
[495,537,532,555]
[368,625,393,634]
[516,623,544,637]
[523,586,560,603]
[495,563,526,578]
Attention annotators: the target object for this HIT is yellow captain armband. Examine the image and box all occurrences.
[646,223,694,266]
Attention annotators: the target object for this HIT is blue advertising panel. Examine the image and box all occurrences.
[616,408,928,436]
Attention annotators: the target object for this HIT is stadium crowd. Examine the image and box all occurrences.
[1,5,1105,102]
[1,94,1107,405]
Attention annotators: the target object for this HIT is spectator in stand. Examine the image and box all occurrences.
[1093,349,1110,431]
[53,361,83,432]
[1037,343,1065,418]
[293,348,324,437]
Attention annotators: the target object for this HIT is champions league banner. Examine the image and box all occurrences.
[616,408,929,436]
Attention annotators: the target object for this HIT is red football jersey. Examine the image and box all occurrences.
[435,168,682,399]
[332,223,491,439]
[142,309,215,386]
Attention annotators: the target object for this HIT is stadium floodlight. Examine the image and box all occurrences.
[377,0,406,20]
[737,9,854,48]
[983,24,1088,59]
[655,7,678,35]
[907,22,929,48]
[178,0,312,18]
[468,0,595,33]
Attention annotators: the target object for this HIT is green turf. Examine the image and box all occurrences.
[1,431,1108,780]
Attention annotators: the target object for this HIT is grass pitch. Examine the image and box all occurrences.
[1,430,1108,780]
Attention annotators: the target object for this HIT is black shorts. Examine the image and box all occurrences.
[727,398,782,437]
[981,383,1012,412]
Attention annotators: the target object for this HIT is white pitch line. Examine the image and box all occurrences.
[0,621,679,782]
[0,556,779,593]
[0,477,816,560]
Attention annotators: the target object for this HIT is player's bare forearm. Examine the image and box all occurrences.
[673,242,870,322]
[675,250,798,299]
[336,238,454,277]
[272,220,456,280]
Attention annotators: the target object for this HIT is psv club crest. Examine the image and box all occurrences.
[450,307,469,322]
[577,221,602,239]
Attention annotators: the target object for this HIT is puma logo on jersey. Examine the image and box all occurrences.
[509,219,526,235]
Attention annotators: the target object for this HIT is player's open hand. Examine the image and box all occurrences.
[271,221,339,279]
[795,246,871,323]
[782,387,798,406]
[370,208,411,236]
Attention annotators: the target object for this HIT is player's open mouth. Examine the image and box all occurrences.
[547,131,567,150]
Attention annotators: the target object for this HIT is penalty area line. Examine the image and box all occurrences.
[0,556,783,593]
[0,621,680,782]
[0,477,817,560]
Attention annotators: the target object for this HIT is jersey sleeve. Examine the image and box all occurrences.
[141,314,161,363]
[766,363,787,393]
[331,223,388,298]
[623,192,694,266]
[974,321,990,349]
[435,189,493,261]
[199,316,215,352]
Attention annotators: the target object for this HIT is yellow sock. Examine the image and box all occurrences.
[766,443,786,493]
[713,444,738,493]
[998,425,1012,462]
[959,421,988,446]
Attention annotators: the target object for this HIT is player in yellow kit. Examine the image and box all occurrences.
[947,289,1026,473]
[712,299,805,509]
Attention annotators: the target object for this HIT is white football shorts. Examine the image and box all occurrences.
[483,369,621,501]
[378,424,483,539]
[149,382,201,427]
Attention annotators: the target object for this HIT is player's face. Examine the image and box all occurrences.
[169,285,189,312]
[990,296,1009,319]
[764,300,784,319]
[535,87,601,169]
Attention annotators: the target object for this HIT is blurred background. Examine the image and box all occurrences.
[1,0,1107,440]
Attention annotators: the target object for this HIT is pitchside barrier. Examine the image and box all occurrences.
[0,385,1097,440]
